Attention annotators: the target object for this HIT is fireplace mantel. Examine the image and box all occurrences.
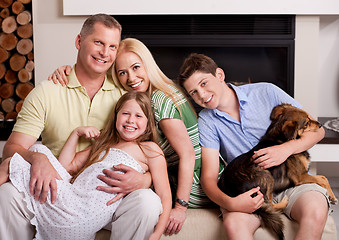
[63,0,339,16]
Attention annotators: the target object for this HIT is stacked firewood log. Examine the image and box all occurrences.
[0,0,33,121]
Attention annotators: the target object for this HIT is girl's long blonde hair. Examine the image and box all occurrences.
[112,38,195,118]
[71,91,158,182]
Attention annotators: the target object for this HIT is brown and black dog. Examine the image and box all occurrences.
[218,103,337,240]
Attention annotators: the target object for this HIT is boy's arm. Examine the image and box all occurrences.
[201,146,264,213]
[253,116,325,169]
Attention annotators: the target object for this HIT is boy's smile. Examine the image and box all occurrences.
[183,69,225,109]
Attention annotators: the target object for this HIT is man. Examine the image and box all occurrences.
[0,14,161,240]
[178,53,331,240]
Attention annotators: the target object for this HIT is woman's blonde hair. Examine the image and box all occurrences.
[71,91,158,182]
[112,38,193,117]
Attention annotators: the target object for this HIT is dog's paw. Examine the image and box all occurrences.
[272,196,289,210]
[330,197,338,205]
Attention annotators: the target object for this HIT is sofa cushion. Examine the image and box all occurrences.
[95,208,337,240]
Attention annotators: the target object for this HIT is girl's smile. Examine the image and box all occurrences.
[116,99,148,142]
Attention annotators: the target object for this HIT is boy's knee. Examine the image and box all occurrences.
[222,211,260,237]
[307,205,328,226]
[222,212,241,235]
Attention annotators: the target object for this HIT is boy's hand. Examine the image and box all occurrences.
[252,145,291,169]
[229,187,264,213]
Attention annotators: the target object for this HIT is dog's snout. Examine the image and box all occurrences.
[318,123,323,128]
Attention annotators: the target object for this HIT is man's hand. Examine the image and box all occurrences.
[29,152,62,204]
[96,164,151,205]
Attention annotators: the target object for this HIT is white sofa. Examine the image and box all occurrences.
[95,208,337,240]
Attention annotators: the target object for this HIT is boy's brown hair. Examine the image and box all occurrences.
[178,53,218,89]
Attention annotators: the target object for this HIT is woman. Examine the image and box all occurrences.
[49,38,212,235]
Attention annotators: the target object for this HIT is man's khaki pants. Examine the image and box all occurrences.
[0,182,162,240]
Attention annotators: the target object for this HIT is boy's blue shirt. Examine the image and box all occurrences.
[198,82,302,163]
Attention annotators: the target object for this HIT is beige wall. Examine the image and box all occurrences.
[319,16,339,117]
[32,0,85,84]
[32,0,339,117]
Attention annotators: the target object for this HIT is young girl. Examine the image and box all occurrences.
[49,38,213,236]
[0,91,171,240]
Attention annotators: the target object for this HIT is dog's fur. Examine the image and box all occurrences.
[218,103,337,240]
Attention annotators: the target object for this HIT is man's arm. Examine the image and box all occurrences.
[3,132,37,160]
[3,132,61,203]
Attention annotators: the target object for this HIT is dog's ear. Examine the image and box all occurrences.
[271,106,284,120]
[282,120,299,140]
[270,103,292,121]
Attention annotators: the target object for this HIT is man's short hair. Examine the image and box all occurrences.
[80,14,122,39]
[178,53,218,88]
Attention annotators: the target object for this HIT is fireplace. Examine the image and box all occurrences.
[115,15,295,106]
[0,15,295,140]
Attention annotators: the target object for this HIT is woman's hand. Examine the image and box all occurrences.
[164,206,187,235]
[48,65,72,86]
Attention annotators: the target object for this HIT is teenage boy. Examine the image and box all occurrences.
[0,14,161,240]
[178,53,330,240]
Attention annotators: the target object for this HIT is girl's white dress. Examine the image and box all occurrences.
[9,144,145,240]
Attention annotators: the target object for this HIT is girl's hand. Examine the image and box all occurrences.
[229,187,264,213]
[48,65,72,86]
[75,126,100,139]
